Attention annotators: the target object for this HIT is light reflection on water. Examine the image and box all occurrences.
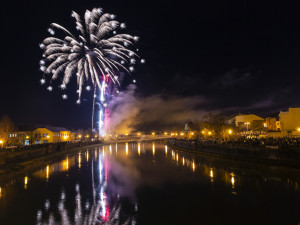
[0,142,300,225]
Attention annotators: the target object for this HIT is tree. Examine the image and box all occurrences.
[0,115,15,146]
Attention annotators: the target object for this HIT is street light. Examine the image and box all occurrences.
[228,129,232,134]
[244,122,250,131]
[0,140,3,148]
[298,128,300,131]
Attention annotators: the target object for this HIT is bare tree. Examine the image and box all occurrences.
[0,115,15,146]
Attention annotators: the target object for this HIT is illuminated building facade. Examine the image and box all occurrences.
[279,107,300,137]
[8,126,75,145]
[227,114,264,129]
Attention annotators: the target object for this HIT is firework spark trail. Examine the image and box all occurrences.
[39,7,145,135]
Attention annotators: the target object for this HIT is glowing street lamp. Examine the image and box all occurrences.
[298,128,300,131]
[244,122,250,131]
[228,129,232,134]
[152,132,155,135]
[208,131,212,135]
[0,140,3,148]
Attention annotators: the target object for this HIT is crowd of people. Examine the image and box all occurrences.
[169,136,300,150]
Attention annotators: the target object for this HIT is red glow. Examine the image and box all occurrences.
[101,204,110,221]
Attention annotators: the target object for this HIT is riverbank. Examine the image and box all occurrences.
[0,142,103,186]
[0,138,167,186]
[166,141,300,168]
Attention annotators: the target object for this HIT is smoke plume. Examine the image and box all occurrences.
[107,85,208,134]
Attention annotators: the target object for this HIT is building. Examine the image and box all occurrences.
[227,114,264,129]
[32,127,54,144]
[265,116,281,131]
[8,125,76,145]
[279,108,300,137]
[33,126,75,144]
[8,125,35,146]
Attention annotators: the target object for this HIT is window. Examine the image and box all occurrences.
[43,133,45,137]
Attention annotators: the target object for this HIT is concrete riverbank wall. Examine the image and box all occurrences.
[0,141,103,166]
[167,140,300,168]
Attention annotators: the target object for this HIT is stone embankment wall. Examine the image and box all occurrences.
[167,139,300,167]
[0,141,102,166]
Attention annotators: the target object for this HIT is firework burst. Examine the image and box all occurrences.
[39,7,144,102]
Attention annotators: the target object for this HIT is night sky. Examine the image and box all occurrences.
[1,0,300,129]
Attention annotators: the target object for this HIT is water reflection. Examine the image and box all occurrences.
[35,148,137,225]
[138,142,141,156]
[152,142,155,156]
[24,176,28,189]
[1,142,300,225]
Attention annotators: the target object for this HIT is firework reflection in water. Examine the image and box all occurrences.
[36,155,137,225]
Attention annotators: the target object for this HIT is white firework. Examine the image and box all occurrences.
[40,7,141,102]
[40,78,46,85]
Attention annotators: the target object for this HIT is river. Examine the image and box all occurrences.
[0,142,300,225]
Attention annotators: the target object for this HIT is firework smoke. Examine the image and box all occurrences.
[107,85,208,134]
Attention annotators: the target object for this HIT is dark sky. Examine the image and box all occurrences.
[1,0,300,129]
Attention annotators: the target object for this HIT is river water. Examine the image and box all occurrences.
[0,142,300,225]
